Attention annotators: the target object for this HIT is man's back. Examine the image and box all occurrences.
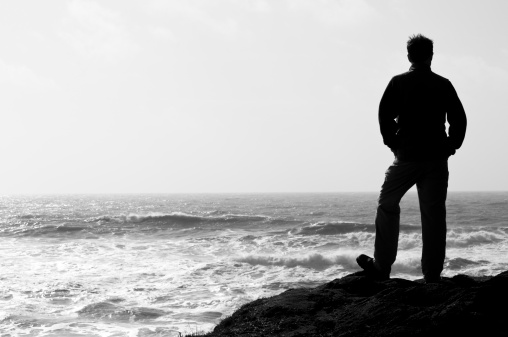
[379,64,467,161]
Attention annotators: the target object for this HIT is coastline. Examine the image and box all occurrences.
[191,270,508,337]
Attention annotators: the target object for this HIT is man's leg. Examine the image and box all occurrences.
[374,159,421,273]
[416,160,449,279]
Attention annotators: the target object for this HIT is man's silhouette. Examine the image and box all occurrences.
[357,34,467,283]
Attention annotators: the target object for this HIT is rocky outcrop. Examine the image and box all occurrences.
[193,271,508,337]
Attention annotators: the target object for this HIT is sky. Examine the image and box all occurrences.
[1,0,507,193]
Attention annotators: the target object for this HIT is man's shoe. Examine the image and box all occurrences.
[356,254,389,280]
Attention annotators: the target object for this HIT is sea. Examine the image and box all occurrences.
[0,192,507,336]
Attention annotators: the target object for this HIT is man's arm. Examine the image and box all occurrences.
[378,78,399,150]
[446,82,467,153]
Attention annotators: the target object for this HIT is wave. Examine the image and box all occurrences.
[235,253,424,276]
[236,253,359,270]
[77,302,167,321]
[290,223,508,248]
[447,228,507,247]
[88,212,271,225]
[486,201,508,207]
[17,214,45,220]
[392,229,507,250]
[291,222,372,236]
[2,223,93,238]
[391,257,491,274]
[445,257,487,270]
[88,212,203,224]
[235,253,493,278]
[291,222,421,236]
[5,207,508,247]
[2,211,282,237]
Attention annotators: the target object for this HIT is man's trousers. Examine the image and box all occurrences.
[374,158,449,278]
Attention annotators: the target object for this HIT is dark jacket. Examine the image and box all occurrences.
[379,64,467,161]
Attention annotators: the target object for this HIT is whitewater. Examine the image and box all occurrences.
[0,192,507,336]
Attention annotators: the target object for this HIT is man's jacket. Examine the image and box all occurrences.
[379,64,467,161]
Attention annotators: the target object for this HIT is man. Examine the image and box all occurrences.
[357,34,467,283]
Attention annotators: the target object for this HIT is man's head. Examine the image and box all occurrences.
[407,34,433,64]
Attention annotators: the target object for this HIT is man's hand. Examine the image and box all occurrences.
[446,138,456,156]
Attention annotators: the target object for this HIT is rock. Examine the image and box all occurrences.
[192,271,508,337]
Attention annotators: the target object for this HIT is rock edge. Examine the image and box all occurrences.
[192,271,508,337]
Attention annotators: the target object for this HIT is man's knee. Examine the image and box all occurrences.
[377,197,401,214]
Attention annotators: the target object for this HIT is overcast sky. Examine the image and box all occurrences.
[1,0,507,193]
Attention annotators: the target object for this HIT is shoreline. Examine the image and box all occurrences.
[191,270,508,337]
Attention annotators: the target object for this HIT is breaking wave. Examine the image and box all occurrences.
[2,211,282,237]
[447,228,507,247]
[445,257,488,270]
[235,253,358,270]
[396,228,508,249]
[236,253,424,276]
[291,222,421,236]
[89,212,205,224]
[236,253,493,278]
[88,212,271,225]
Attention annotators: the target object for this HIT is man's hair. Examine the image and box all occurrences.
[407,34,433,63]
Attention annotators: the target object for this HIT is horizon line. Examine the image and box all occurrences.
[2,190,507,196]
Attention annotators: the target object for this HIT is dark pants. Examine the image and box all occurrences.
[374,158,449,277]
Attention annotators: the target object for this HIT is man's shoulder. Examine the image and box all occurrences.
[391,70,412,80]
[429,71,452,83]
[391,69,452,85]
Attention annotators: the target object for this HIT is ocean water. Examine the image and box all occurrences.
[0,192,507,336]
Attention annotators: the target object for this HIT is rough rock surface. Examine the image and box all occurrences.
[193,271,508,337]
